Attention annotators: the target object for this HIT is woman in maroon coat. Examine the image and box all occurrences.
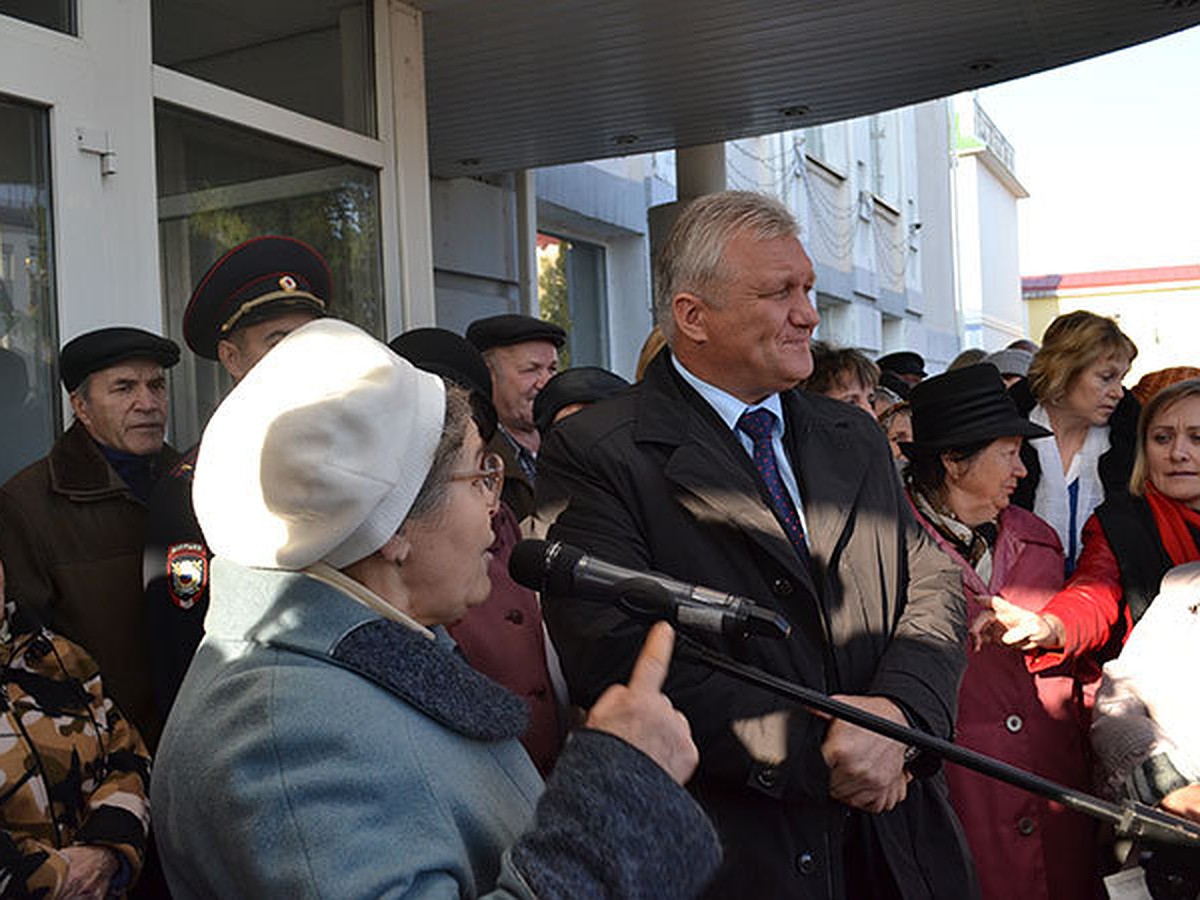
[903,365,1102,900]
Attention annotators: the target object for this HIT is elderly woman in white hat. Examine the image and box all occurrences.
[151,319,718,898]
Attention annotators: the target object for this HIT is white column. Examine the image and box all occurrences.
[676,144,727,200]
[648,143,728,259]
[381,0,436,330]
[515,169,538,315]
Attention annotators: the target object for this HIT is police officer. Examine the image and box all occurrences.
[143,236,330,716]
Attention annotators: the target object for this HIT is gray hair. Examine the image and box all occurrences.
[653,191,799,343]
[402,384,474,525]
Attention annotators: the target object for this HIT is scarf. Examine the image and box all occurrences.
[99,443,158,503]
[911,488,996,580]
[1145,482,1200,567]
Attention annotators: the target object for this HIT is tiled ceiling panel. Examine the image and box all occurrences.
[417,0,1200,176]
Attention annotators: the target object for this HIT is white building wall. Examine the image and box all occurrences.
[953,93,1028,353]
[975,166,1026,345]
[914,100,960,369]
[430,102,1022,384]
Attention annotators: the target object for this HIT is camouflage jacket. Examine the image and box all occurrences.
[0,602,150,898]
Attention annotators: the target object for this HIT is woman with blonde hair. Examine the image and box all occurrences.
[1010,311,1139,572]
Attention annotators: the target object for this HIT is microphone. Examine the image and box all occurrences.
[510,539,791,640]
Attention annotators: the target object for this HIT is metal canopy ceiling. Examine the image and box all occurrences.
[418,0,1200,177]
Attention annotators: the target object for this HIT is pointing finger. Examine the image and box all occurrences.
[627,621,675,694]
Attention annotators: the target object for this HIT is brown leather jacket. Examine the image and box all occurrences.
[0,421,179,748]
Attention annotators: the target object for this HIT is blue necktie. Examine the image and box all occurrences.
[737,408,809,562]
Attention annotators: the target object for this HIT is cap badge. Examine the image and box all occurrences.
[279,274,298,292]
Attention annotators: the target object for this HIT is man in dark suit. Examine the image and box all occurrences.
[537,191,976,899]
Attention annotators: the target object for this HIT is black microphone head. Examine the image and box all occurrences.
[508,539,584,595]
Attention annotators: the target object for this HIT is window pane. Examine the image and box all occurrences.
[152,1,375,136]
[537,233,608,368]
[0,0,75,34]
[0,95,58,484]
[156,104,383,448]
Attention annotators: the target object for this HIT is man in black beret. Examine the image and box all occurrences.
[533,365,630,438]
[0,326,181,752]
[466,313,566,519]
[143,235,330,718]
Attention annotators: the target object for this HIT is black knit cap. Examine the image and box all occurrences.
[465,314,565,353]
[902,363,1051,456]
[534,366,630,436]
[59,327,180,392]
[877,351,927,378]
[388,328,498,441]
[183,236,331,360]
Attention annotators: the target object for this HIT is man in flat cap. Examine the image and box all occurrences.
[143,235,329,716]
[466,313,565,519]
[0,326,181,749]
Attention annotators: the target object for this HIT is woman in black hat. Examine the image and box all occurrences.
[903,364,1101,900]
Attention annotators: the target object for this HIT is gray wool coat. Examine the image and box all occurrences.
[153,558,719,899]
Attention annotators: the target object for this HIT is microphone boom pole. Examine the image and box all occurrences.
[675,633,1200,849]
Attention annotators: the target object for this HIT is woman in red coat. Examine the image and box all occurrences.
[904,365,1102,900]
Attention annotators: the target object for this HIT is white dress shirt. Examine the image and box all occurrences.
[671,354,809,533]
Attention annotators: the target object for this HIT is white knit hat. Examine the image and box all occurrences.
[193,318,445,570]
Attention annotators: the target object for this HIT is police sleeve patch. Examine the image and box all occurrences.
[166,542,209,610]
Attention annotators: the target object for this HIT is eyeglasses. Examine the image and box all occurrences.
[451,452,505,507]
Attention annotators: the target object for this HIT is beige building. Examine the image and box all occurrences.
[1023,265,1200,383]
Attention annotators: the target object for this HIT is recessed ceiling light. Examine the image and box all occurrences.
[780,105,810,118]
[612,133,640,146]
[456,157,481,167]
[967,59,998,72]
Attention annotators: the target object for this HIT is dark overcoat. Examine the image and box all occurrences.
[538,351,977,899]
[0,420,178,747]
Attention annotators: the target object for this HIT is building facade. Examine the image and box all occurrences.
[0,0,1048,486]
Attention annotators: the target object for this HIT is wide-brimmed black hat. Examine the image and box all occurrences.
[183,236,331,360]
[901,363,1051,456]
[60,327,180,392]
[388,327,498,440]
[466,314,565,353]
[534,366,630,435]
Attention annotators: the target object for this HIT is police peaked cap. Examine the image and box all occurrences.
[465,314,565,353]
[60,327,180,392]
[184,235,331,360]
